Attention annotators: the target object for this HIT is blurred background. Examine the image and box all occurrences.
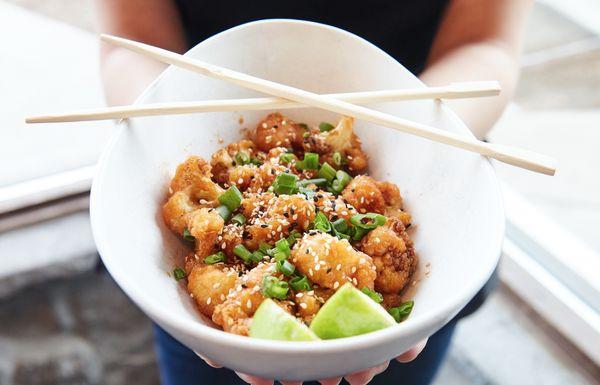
[0,0,598,384]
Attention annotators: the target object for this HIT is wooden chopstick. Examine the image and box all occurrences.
[100,34,556,175]
[25,81,500,124]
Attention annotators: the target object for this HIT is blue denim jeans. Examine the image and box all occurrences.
[153,319,457,385]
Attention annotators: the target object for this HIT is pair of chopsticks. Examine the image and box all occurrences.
[26,34,557,176]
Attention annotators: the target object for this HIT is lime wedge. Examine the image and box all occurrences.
[250,299,319,341]
[310,283,396,339]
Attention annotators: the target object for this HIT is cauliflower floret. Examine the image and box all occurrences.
[210,139,260,188]
[162,191,199,235]
[252,113,305,152]
[313,191,358,221]
[342,175,402,214]
[291,233,376,291]
[215,224,243,257]
[187,264,238,317]
[212,263,292,336]
[294,287,333,324]
[170,156,224,202]
[188,208,225,258]
[359,219,417,294]
[242,194,315,250]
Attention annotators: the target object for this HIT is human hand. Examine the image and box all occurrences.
[196,338,427,385]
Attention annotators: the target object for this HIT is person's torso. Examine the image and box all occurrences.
[174,0,449,74]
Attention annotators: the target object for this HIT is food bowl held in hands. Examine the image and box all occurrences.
[90,19,504,381]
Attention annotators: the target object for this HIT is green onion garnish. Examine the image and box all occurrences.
[350,213,387,230]
[204,252,226,264]
[312,212,332,233]
[215,205,231,221]
[173,267,187,281]
[250,157,262,166]
[317,162,336,182]
[289,274,311,291]
[182,228,195,242]
[273,251,288,262]
[303,132,310,138]
[233,244,253,264]
[261,276,289,300]
[231,213,246,226]
[279,153,295,164]
[277,260,296,276]
[332,218,349,233]
[251,251,265,263]
[388,301,414,322]
[287,230,302,246]
[218,186,243,211]
[272,173,299,195]
[275,238,291,257]
[332,151,343,167]
[361,287,383,303]
[259,242,272,254]
[350,226,369,241]
[296,152,319,170]
[299,186,316,200]
[297,178,328,187]
[330,170,352,194]
[235,151,250,165]
[298,123,309,130]
[319,122,335,132]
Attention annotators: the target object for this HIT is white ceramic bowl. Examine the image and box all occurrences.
[91,19,504,381]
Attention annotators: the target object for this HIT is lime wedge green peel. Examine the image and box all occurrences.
[310,283,396,339]
[250,299,319,341]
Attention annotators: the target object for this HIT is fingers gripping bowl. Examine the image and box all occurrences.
[90,20,504,381]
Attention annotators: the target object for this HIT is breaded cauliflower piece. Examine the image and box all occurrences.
[294,287,333,324]
[342,175,402,214]
[253,113,304,152]
[170,156,224,202]
[215,224,244,257]
[210,139,260,189]
[359,218,417,294]
[242,194,315,250]
[292,233,376,291]
[188,208,225,258]
[162,191,199,235]
[313,191,357,221]
[212,263,292,336]
[187,264,238,317]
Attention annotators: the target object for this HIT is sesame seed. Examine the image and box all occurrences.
[296,293,304,298]
[336,264,342,271]
[206,297,212,305]
[333,281,339,289]
[351,266,357,273]
[262,123,268,128]
[246,299,252,309]
[299,302,308,309]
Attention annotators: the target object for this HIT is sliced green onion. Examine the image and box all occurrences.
[297,178,328,187]
[215,205,231,221]
[235,151,250,165]
[319,122,335,132]
[361,287,383,303]
[279,153,295,164]
[332,151,343,167]
[303,132,311,138]
[173,267,187,281]
[250,157,262,166]
[296,152,319,171]
[350,213,387,230]
[273,251,288,262]
[272,173,298,195]
[298,123,309,130]
[182,228,195,242]
[251,251,265,263]
[388,301,414,322]
[317,162,336,182]
[287,230,302,246]
[299,186,316,200]
[259,242,272,254]
[261,276,289,300]
[204,252,226,264]
[277,260,296,276]
[330,170,352,194]
[233,244,253,263]
[350,226,369,241]
[332,218,349,233]
[275,238,291,257]
[218,186,243,211]
[231,213,246,226]
[289,274,311,291]
[312,212,332,233]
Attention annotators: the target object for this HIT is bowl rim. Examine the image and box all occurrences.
[90,18,504,354]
